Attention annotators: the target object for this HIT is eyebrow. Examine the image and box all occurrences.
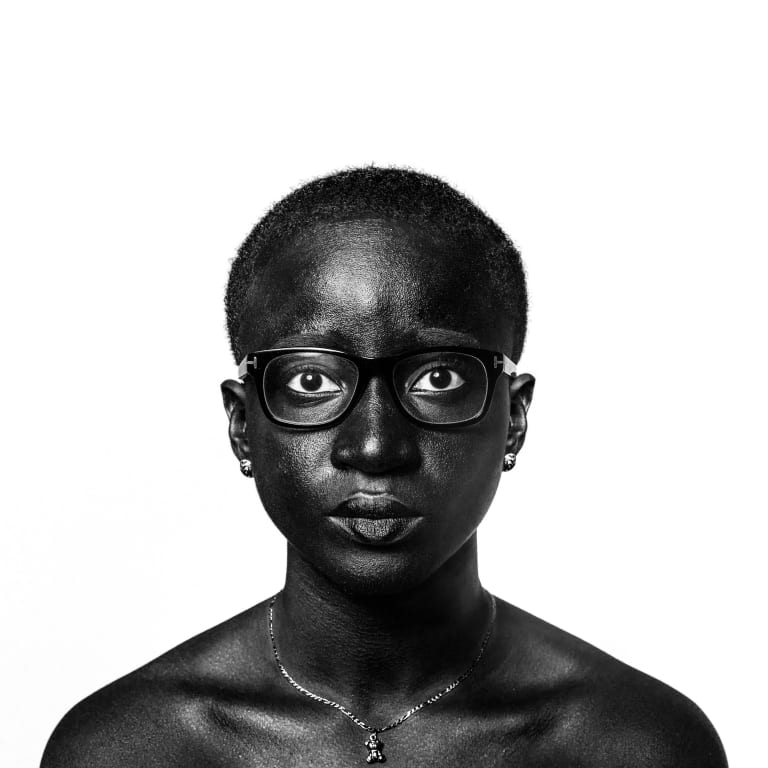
[269,327,480,351]
[415,327,480,346]
[269,331,350,348]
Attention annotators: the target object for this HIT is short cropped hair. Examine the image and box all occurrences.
[225,167,528,362]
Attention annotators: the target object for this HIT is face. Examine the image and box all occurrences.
[223,219,533,595]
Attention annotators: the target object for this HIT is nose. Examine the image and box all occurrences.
[330,376,421,475]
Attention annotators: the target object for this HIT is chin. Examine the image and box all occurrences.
[315,549,444,597]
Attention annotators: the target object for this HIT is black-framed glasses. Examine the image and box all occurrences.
[237,346,516,428]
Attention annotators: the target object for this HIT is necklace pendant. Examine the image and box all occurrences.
[365,733,386,763]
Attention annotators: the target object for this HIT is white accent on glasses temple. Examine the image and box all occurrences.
[237,352,516,379]
[493,354,517,376]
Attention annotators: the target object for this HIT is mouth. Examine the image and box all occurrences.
[327,493,423,546]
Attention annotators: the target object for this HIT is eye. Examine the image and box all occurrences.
[410,366,466,393]
[285,369,343,395]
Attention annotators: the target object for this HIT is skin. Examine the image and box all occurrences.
[42,219,728,767]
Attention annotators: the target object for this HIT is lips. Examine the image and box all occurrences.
[328,494,423,546]
[332,494,419,519]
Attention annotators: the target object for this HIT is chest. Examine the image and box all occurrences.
[191,702,569,768]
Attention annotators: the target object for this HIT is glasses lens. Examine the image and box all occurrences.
[262,352,358,426]
[393,351,489,425]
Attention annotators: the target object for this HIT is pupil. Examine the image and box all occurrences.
[301,372,322,391]
[429,369,451,389]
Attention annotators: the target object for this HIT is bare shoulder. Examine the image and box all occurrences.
[493,599,728,767]
[41,600,274,768]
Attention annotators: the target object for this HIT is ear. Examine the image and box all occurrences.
[221,379,250,463]
[506,373,535,455]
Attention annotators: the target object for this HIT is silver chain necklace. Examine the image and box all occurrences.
[268,590,497,764]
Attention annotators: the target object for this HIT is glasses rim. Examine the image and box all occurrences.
[236,346,517,429]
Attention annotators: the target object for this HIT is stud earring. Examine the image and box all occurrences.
[502,453,516,472]
[239,458,253,477]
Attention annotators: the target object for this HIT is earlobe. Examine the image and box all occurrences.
[220,379,250,463]
[506,373,535,455]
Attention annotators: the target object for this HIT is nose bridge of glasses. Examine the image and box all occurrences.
[349,356,404,416]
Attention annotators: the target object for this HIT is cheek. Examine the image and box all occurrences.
[250,421,331,506]
[425,390,509,520]
[421,427,502,523]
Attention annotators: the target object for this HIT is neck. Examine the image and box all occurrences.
[271,535,491,722]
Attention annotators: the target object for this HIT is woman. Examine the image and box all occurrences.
[42,168,727,767]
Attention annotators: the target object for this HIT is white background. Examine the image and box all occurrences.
[2,3,766,766]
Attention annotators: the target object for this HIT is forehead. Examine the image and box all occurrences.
[240,219,512,355]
